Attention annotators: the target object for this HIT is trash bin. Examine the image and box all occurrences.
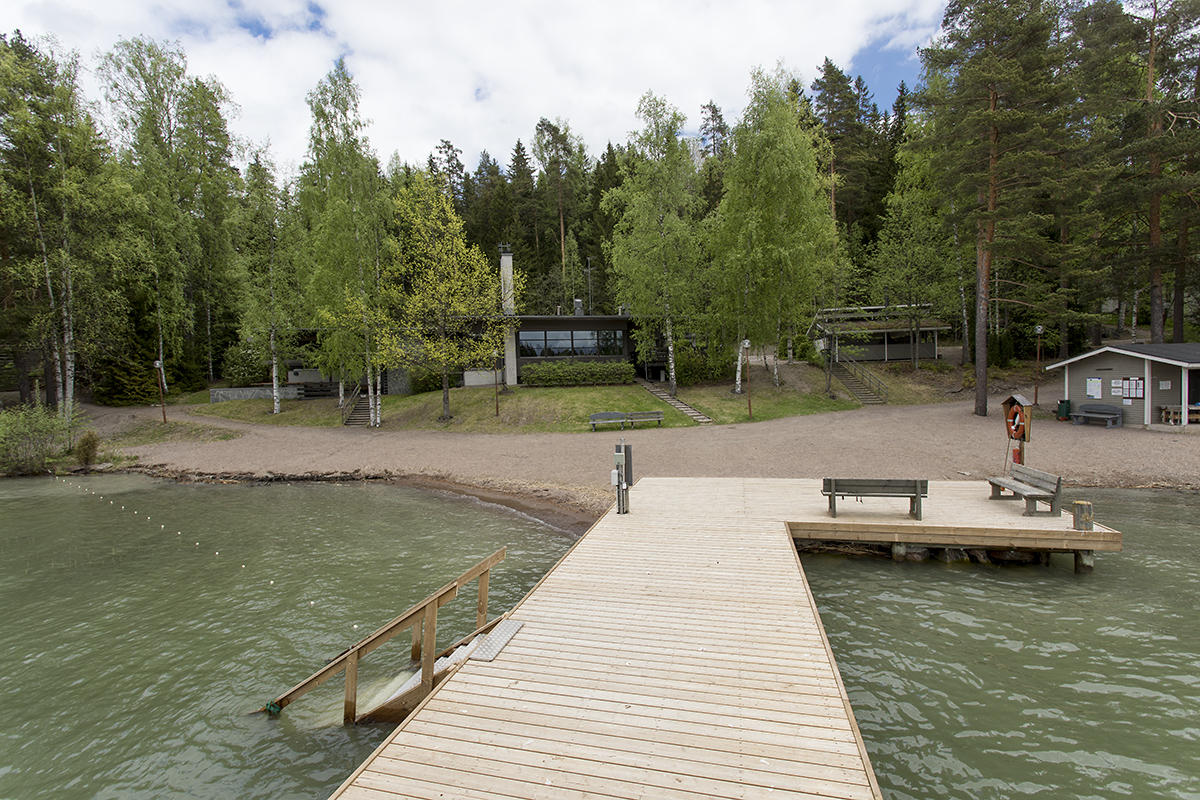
[1057,399,1071,420]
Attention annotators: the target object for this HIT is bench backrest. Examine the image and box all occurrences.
[1010,463,1062,493]
[1078,404,1121,415]
[627,411,664,420]
[589,412,626,421]
[822,478,928,496]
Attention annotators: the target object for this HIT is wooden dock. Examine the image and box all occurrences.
[329,477,1119,799]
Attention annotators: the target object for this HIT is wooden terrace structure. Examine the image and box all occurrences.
[327,477,1120,799]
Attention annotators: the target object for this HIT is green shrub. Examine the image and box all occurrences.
[0,404,68,474]
[674,345,731,386]
[75,429,101,469]
[520,360,635,386]
[222,342,267,388]
[93,359,159,406]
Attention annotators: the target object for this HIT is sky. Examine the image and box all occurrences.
[6,0,948,177]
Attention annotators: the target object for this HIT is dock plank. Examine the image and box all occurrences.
[331,477,884,800]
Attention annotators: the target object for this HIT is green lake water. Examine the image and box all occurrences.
[804,489,1200,800]
[1,477,1197,799]
[0,474,575,799]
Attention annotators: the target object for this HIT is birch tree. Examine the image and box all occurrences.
[603,92,699,397]
[384,173,509,421]
[711,67,837,392]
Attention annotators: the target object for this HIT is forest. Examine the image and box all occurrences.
[1,0,1198,424]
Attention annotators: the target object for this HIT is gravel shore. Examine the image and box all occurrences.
[88,390,1200,532]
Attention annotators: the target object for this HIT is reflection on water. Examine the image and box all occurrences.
[0,474,575,800]
[803,489,1200,800]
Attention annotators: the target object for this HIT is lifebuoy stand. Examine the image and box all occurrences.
[1001,394,1033,468]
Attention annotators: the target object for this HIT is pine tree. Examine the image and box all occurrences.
[921,0,1061,415]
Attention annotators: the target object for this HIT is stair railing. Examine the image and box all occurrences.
[834,350,889,404]
[340,382,362,425]
[258,548,506,725]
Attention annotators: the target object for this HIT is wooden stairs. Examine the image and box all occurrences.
[634,378,714,425]
[831,362,886,405]
[342,395,370,426]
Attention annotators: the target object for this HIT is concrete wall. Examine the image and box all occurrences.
[209,386,301,403]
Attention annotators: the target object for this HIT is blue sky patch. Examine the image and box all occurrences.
[307,2,327,33]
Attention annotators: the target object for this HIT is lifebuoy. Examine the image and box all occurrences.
[1006,404,1026,440]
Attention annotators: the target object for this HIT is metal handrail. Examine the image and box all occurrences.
[834,350,889,404]
[340,382,362,425]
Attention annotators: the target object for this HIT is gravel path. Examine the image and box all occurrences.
[91,392,1200,525]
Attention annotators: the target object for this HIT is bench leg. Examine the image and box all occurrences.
[892,542,906,561]
[829,493,837,518]
[910,494,922,520]
[1023,496,1038,516]
[990,483,1004,500]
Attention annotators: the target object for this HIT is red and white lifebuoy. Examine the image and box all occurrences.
[1006,404,1026,440]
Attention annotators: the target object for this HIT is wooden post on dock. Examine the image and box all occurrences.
[343,651,358,724]
[1073,500,1095,573]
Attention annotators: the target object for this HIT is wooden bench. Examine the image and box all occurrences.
[626,410,664,428]
[821,478,929,520]
[1070,403,1123,427]
[988,463,1063,516]
[589,412,628,431]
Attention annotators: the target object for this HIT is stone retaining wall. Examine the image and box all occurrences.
[209,386,301,403]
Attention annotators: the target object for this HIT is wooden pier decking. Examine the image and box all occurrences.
[331,477,884,800]
[329,477,1120,799]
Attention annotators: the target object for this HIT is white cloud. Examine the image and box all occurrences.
[5,0,946,176]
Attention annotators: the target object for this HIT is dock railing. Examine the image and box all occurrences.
[259,548,506,724]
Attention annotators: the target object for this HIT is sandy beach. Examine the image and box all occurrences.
[88,389,1200,533]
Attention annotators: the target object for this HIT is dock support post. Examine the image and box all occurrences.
[892,542,907,561]
[1074,550,1095,574]
[411,620,422,661]
[343,650,358,725]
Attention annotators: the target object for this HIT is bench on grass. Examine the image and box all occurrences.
[821,478,929,520]
[1070,403,1123,428]
[625,410,664,428]
[988,463,1063,516]
[589,410,666,431]
[589,412,628,431]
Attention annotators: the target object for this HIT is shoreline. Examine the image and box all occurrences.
[123,463,606,537]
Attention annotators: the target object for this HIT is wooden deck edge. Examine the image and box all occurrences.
[786,521,1123,552]
[779,522,885,800]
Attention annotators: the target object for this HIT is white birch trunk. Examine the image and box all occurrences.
[270,327,281,415]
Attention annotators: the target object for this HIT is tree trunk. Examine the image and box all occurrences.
[664,304,677,397]
[733,328,745,394]
[441,369,452,421]
[1174,212,1189,343]
[270,327,281,415]
[1146,3,1165,344]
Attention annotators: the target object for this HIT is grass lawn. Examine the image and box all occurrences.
[177,358,1040,434]
[677,383,857,424]
[190,385,696,433]
[108,419,243,446]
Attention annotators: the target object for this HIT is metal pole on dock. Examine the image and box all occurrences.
[613,441,629,514]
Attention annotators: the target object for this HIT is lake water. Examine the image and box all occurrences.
[2,478,1197,799]
[0,474,575,799]
[804,489,1200,800]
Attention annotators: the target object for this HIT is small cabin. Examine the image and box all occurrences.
[810,305,950,362]
[1046,343,1200,427]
